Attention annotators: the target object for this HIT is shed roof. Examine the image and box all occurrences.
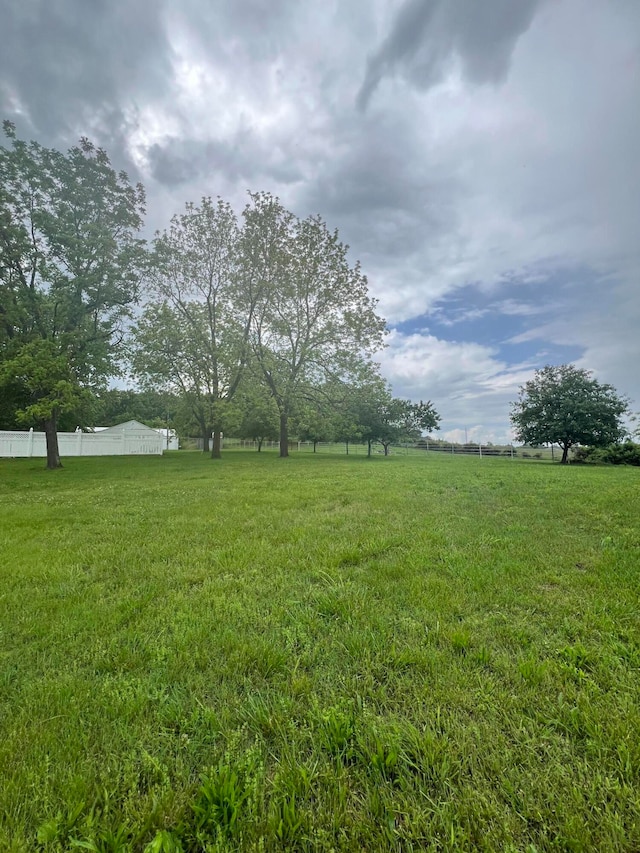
[97,420,161,435]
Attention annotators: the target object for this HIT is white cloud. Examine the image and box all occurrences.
[378,330,534,443]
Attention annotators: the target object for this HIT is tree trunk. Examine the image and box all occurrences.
[257,438,263,452]
[200,421,210,453]
[44,413,62,470]
[367,439,372,457]
[383,443,390,456]
[279,412,289,458]
[211,430,222,459]
[313,440,317,453]
[345,441,349,455]
[561,444,569,464]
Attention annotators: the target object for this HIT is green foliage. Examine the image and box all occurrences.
[511,364,629,463]
[573,441,640,466]
[70,823,132,852]
[337,377,440,455]
[91,389,180,430]
[268,793,305,844]
[317,707,357,758]
[235,381,280,448]
[0,339,90,424]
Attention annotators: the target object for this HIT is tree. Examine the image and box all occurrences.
[236,381,280,451]
[133,198,253,457]
[510,364,629,464]
[293,400,337,452]
[133,300,220,453]
[0,121,146,467]
[382,398,441,453]
[403,399,441,446]
[357,392,440,456]
[334,371,440,457]
[0,340,91,465]
[240,192,386,457]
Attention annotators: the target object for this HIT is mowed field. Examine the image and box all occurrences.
[0,451,638,852]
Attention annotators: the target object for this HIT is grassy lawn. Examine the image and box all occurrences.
[0,451,638,851]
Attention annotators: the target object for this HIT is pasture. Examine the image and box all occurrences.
[0,451,638,851]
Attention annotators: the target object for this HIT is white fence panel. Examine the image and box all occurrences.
[0,428,163,458]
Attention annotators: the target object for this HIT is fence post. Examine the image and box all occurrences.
[76,428,83,456]
[28,427,34,458]
[479,443,482,458]
[511,445,514,458]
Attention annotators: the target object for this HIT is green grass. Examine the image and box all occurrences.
[0,451,638,851]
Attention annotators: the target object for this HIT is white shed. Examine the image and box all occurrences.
[86,420,165,455]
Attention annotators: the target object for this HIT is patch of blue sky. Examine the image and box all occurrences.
[392,265,612,363]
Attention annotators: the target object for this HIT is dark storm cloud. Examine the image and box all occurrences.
[0,0,173,155]
[298,111,458,262]
[146,135,303,188]
[357,0,543,109]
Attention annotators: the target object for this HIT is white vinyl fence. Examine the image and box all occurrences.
[0,428,164,458]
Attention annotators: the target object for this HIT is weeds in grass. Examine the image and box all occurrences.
[36,801,85,848]
[143,829,184,853]
[70,823,132,852]
[559,643,596,672]
[316,707,357,760]
[474,645,493,667]
[268,793,306,845]
[191,764,249,841]
[359,729,401,782]
[450,628,472,655]
[519,657,548,685]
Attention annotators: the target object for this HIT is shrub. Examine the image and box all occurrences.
[573,442,640,466]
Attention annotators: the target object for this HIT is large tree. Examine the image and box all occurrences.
[240,192,386,457]
[0,121,146,468]
[133,198,253,457]
[510,364,629,464]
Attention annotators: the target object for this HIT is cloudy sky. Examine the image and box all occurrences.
[2,0,639,442]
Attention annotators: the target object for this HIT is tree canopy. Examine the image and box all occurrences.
[133,197,252,457]
[0,121,146,467]
[510,364,629,463]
